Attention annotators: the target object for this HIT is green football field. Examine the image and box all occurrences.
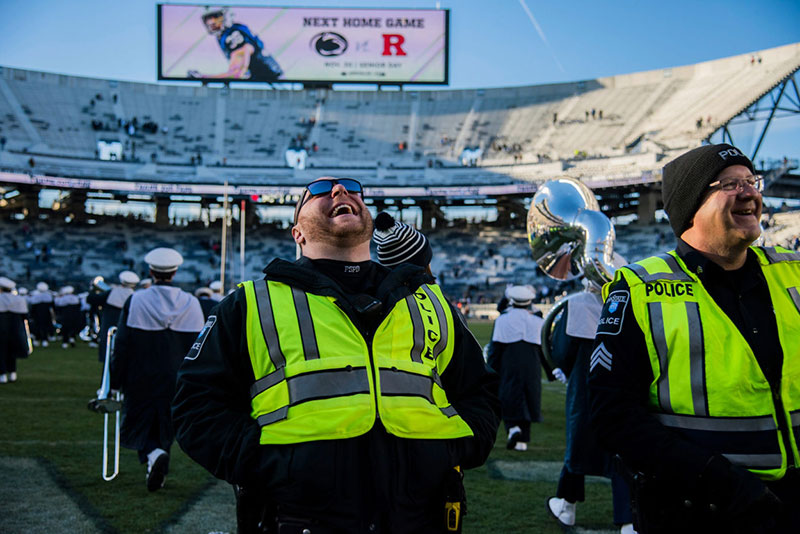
[0,321,621,533]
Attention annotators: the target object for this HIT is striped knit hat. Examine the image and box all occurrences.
[372,212,433,268]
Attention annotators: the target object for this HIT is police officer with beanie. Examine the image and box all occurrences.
[173,177,499,533]
[589,144,800,533]
[372,211,434,274]
[111,247,204,492]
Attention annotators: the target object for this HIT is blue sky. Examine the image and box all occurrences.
[1,0,798,159]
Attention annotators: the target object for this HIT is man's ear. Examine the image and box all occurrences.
[291,225,304,247]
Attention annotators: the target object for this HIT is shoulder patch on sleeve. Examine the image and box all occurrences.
[185,315,216,360]
[596,290,629,336]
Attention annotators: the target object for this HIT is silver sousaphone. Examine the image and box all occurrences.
[527,177,626,373]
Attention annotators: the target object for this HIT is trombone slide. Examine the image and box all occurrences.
[96,326,121,481]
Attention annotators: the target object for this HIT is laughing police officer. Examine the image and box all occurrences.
[589,144,800,533]
[172,177,500,533]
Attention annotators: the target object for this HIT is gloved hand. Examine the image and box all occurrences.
[187,70,203,79]
[552,367,567,384]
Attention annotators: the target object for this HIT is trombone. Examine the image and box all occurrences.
[87,326,122,481]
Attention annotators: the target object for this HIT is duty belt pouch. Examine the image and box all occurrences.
[444,466,466,533]
[275,516,339,534]
[233,484,273,534]
[613,455,665,534]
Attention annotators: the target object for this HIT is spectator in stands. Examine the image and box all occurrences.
[188,7,282,82]
[487,285,544,451]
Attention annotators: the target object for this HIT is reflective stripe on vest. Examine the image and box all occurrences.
[242,279,473,444]
[613,248,800,479]
[648,301,706,415]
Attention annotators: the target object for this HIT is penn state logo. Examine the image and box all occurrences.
[311,32,348,56]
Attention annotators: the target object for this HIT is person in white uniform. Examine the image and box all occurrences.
[0,277,30,383]
[487,285,545,451]
[110,247,204,492]
[87,271,140,363]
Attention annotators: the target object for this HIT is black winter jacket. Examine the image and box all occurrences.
[172,257,500,533]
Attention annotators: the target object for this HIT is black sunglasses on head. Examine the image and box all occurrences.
[293,178,363,224]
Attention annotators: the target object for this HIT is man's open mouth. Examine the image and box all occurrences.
[732,208,755,216]
[330,204,355,217]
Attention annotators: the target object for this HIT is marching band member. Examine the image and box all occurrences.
[29,282,55,347]
[194,286,217,320]
[111,248,204,492]
[54,286,82,348]
[0,277,30,384]
[87,271,140,363]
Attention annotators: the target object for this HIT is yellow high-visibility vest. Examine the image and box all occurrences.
[242,279,475,444]
[605,246,800,480]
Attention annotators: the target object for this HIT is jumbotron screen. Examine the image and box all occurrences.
[157,4,449,84]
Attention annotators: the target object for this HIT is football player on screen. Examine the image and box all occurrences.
[188,7,283,82]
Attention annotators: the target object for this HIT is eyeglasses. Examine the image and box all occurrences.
[293,178,363,224]
[708,175,763,195]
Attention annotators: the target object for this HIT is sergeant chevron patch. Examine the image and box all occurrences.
[590,342,613,372]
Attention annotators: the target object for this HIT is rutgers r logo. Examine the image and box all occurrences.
[718,147,744,160]
[382,34,406,56]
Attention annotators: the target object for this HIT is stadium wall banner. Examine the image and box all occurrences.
[0,172,539,199]
[157,4,449,84]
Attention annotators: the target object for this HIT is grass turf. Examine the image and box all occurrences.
[0,322,622,533]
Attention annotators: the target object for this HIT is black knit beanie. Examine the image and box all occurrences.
[662,143,754,236]
[372,212,433,268]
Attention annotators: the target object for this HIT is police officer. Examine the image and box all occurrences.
[111,248,204,492]
[589,144,799,532]
[487,285,544,452]
[172,177,500,533]
[87,271,140,363]
[372,211,434,275]
[0,277,30,384]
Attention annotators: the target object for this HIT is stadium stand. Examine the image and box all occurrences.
[0,42,797,187]
[1,43,798,307]
[2,208,797,308]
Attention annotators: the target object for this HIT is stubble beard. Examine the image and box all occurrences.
[299,209,374,249]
